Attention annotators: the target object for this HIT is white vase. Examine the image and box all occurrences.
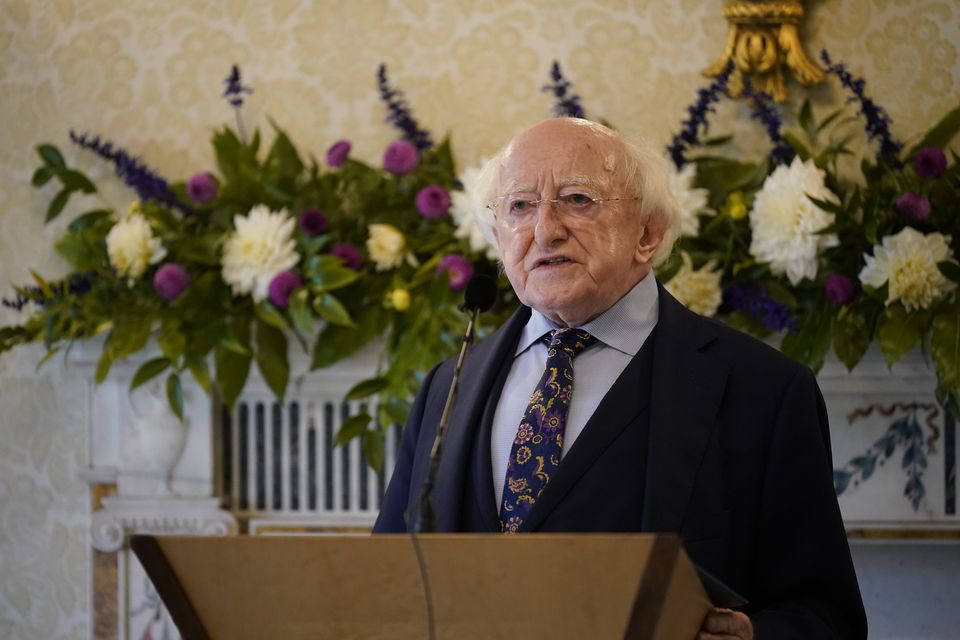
[128,379,188,495]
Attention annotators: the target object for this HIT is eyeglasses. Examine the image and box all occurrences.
[487,191,640,229]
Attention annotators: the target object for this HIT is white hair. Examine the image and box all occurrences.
[469,119,681,267]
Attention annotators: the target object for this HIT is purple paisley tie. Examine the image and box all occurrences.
[499,328,595,533]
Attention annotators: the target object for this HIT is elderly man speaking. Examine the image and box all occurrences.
[375,118,866,639]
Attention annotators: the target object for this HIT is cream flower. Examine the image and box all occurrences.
[667,162,712,237]
[221,205,299,301]
[366,223,407,271]
[749,157,839,286]
[664,252,723,317]
[450,163,499,260]
[859,227,957,311]
[106,212,166,279]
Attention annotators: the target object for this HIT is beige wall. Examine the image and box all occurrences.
[1,1,958,636]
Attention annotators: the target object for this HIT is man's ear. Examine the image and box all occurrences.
[635,215,666,265]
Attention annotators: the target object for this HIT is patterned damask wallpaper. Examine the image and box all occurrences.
[0,1,957,636]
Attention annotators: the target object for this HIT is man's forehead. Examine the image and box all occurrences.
[499,124,623,187]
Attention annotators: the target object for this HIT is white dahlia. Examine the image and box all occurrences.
[450,163,499,259]
[859,227,957,311]
[106,212,166,279]
[748,157,839,286]
[221,205,299,301]
[366,223,407,271]
[664,252,723,317]
[667,162,712,237]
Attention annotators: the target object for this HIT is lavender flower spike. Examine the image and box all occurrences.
[542,61,586,119]
[741,79,795,166]
[377,64,434,151]
[222,64,253,108]
[666,61,734,169]
[69,131,189,213]
[821,50,902,165]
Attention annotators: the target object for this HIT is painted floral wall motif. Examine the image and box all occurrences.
[0,1,958,637]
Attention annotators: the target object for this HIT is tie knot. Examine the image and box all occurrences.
[546,328,595,359]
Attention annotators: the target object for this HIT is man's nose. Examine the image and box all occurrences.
[533,200,568,245]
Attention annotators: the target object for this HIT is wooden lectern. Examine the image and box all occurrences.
[132,533,738,639]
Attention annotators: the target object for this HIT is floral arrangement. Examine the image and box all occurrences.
[658,53,960,419]
[0,65,513,468]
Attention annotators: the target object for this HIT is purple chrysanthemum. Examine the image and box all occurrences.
[722,282,798,333]
[377,64,433,151]
[153,263,191,301]
[299,209,328,236]
[824,274,856,306]
[326,140,351,168]
[268,271,302,309]
[821,50,903,165]
[666,61,734,169]
[186,172,218,204]
[895,192,931,221]
[415,185,451,219]
[915,147,947,180]
[69,131,188,213]
[542,61,586,119]
[330,243,362,271]
[383,140,418,175]
[436,254,475,292]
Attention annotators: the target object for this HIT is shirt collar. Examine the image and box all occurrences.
[515,273,660,357]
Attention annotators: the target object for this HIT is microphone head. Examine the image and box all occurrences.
[463,274,498,313]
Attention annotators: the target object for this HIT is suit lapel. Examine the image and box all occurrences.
[431,305,530,531]
[642,284,728,533]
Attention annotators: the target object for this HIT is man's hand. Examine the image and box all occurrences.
[698,607,753,639]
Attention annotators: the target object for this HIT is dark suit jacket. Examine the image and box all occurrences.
[375,283,867,639]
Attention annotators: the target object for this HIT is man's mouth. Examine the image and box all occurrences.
[534,256,574,268]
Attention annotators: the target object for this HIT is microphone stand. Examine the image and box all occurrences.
[415,304,481,533]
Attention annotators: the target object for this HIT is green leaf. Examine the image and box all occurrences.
[255,319,289,402]
[31,166,54,187]
[379,394,411,427]
[907,104,960,159]
[781,300,833,371]
[938,261,960,284]
[28,270,54,298]
[782,132,811,161]
[58,168,96,193]
[255,301,289,331]
[876,304,927,366]
[263,126,305,182]
[157,323,187,361]
[131,357,171,391]
[334,412,372,447]
[345,377,389,401]
[95,347,114,384]
[68,209,112,232]
[798,99,814,136]
[311,308,383,368]
[363,431,385,472]
[833,307,874,371]
[288,289,313,335]
[215,317,252,408]
[306,255,362,292]
[110,318,153,359]
[45,188,70,223]
[806,194,842,214]
[931,298,960,400]
[37,144,65,168]
[166,372,184,421]
[312,293,354,327]
[186,355,212,393]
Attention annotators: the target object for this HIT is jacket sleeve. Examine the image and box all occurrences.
[372,362,442,533]
[750,366,867,639]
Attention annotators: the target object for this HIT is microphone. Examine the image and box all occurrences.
[415,274,497,533]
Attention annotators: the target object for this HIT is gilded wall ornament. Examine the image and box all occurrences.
[705,0,824,101]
